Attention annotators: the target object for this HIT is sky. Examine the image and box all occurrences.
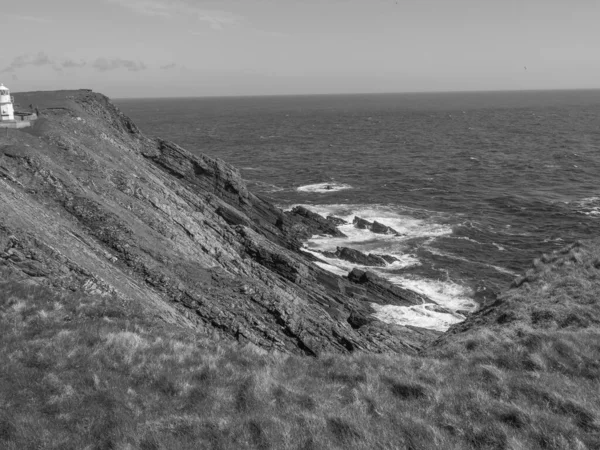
[2,0,599,98]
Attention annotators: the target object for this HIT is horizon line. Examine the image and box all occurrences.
[111,87,600,101]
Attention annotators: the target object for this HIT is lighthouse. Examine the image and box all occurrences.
[0,83,15,122]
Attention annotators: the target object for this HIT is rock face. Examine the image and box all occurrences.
[347,269,429,306]
[0,90,439,356]
[285,206,347,241]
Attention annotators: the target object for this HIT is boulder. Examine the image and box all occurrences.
[352,216,399,235]
[372,220,398,235]
[353,216,372,230]
[326,215,348,226]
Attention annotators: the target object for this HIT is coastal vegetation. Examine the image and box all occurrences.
[2,240,599,449]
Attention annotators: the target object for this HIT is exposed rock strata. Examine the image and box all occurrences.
[347,268,429,306]
[321,247,388,267]
[0,90,440,355]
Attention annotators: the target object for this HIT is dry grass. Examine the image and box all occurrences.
[1,241,600,449]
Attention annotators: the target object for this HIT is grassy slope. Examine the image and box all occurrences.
[1,241,600,449]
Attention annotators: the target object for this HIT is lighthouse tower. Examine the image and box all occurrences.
[0,84,15,122]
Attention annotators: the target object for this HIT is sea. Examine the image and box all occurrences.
[115,90,600,331]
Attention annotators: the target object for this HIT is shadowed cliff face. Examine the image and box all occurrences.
[0,90,439,355]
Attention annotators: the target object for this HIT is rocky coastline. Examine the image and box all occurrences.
[0,89,441,356]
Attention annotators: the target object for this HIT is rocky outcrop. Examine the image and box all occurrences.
[321,247,388,267]
[0,89,439,356]
[285,206,347,240]
[326,215,348,226]
[353,216,400,235]
[347,269,429,306]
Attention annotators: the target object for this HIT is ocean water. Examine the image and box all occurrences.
[116,90,600,331]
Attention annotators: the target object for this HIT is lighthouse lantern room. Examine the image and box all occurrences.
[0,83,15,122]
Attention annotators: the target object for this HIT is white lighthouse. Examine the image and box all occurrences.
[0,83,15,122]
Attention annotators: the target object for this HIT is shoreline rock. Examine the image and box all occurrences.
[353,216,400,235]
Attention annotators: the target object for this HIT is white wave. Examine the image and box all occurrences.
[573,196,600,217]
[386,276,477,312]
[312,261,350,277]
[423,245,517,276]
[302,248,420,275]
[370,276,477,332]
[296,182,353,193]
[371,303,465,332]
[296,204,452,254]
[455,236,506,252]
[294,203,477,331]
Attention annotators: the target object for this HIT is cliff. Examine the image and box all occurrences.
[0,90,438,356]
[2,91,600,449]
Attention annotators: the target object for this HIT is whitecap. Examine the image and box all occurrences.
[572,196,600,217]
[296,182,352,193]
[371,303,465,332]
[292,203,480,331]
[385,276,477,313]
[297,204,452,255]
[302,248,420,275]
[492,242,506,251]
[423,246,516,276]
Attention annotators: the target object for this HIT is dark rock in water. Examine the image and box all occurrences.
[353,216,372,230]
[285,206,346,240]
[372,254,399,264]
[371,220,398,235]
[326,215,348,226]
[322,247,387,267]
[425,304,453,314]
[347,269,428,306]
[352,216,399,235]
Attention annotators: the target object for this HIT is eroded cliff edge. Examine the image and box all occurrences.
[0,90,439,355]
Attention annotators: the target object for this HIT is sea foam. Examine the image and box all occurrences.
[371,303,465,332]
[296,182,353,193]
[295,203,475,331]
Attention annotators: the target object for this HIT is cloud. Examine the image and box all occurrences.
[91,58,147,72]
[160,63,177,70]
[107,0,241,30]
[251,29,289,38]
[62,59,87,69]
[2,53,155,74]
[6,14,52,23]
[1,52,58,73]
